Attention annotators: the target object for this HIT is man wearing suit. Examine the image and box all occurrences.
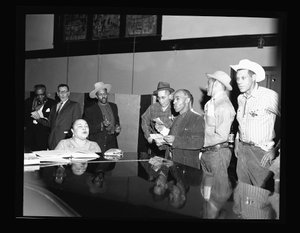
[155,89,205,169]
[83,82,121,192]
[33,84,82,149]
[24,84,56,151]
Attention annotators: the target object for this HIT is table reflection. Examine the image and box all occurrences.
[23,153,241,219]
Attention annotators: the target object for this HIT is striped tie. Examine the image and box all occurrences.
[56,101,63,116]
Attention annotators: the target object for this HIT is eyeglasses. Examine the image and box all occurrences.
[58,91,69,94]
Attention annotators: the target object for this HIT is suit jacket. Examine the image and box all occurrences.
[38,99,82,149]
[24,97,56,133]
[83,102,120,153]
[165,109,205,169]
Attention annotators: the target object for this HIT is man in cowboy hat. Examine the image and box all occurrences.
[83,82,121,190]
[141,82,177,164]
[230,59,280,219]
[199,70,236,219]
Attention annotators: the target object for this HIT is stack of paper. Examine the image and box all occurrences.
[31,150,100,163]
[104,148,123,160]
[24,153,40,165]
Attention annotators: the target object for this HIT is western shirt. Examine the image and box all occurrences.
[236,84,280,145]
[204,91,236,147]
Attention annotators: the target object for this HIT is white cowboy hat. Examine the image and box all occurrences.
[89,82,112,99]
[230,59,265,82]
[206,70,232,91]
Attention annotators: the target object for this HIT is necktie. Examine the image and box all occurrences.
[56,101,63,115]
[243,97,248,117]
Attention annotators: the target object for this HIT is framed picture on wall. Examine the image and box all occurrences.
[92,14,120,39]
[125,15,158,37]
[63,14,88,42]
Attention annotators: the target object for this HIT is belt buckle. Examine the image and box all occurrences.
[213,144,221,151]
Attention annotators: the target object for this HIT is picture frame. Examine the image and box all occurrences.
[63,14,88,42]
[125,15,158,37]
[92,14,120,40]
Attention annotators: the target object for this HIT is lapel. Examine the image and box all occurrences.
[176,110,192,136]
[42,100,52,114]
[95,102,104,122]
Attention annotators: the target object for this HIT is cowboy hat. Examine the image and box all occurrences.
[206,71,232,91]
[230,59,265,82]
[153,81,174,95]
[89,82,112,99]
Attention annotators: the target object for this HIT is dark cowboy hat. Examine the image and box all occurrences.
[153,82,174,95]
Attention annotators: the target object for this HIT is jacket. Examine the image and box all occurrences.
[38,99,82,149]
[165,109,205,169]
[83,102,120,153]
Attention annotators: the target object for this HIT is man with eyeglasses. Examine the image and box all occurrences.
[141,82,177,160]
[24,84,56,151]
[32,84,81,149]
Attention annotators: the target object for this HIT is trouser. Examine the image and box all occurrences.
[233,141,276,219]
[200,148,232,218]
[236,141,274,190]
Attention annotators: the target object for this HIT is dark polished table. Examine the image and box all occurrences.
[23,153,240,219]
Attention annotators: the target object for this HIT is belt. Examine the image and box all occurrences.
[239,139,275,151]
[239,139,257,147]
[200,142,232,152]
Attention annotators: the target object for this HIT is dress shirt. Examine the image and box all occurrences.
[57,99,68,113]
[141,102,174,140]
[236,83,280,145]
[204,91,236,147]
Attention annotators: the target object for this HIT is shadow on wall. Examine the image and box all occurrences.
[198,88,210,113]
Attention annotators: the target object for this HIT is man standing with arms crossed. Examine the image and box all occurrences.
[230,59,280,219]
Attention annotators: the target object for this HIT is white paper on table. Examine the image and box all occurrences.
[24,153,40,165]
[104,148,123,160]
[32,150,100,162]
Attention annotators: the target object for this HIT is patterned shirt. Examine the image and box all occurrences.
[55,138,101,152]
[141,102,174,139]
[236,83,280,145]
[204,91,236,147]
